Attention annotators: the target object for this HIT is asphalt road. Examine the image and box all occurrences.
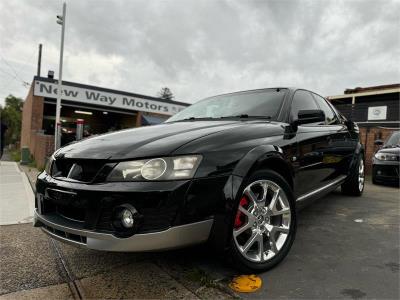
[0,177,399,299]
[242,182,399,299]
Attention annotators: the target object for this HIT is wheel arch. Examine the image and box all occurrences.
[232,145,294,190]
[210,145,295,254]
[348,142,365,176]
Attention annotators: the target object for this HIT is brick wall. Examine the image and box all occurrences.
[33,134,54,169]
[20,86,34,148]
[359,127,397,174]
[20,83,50,168]
[20,85,44,150]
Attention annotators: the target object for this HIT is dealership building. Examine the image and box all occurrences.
[327,84,400,173]
[21,76,189,168]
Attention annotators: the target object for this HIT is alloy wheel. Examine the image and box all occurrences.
[358,159,365,192]
[233,180,291,263]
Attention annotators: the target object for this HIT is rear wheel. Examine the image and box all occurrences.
[228,170,296,272]
[341,153,365,196]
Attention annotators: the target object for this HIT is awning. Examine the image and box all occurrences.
[141,114,168,126]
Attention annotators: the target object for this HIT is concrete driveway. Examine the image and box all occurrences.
[0,164,398,299]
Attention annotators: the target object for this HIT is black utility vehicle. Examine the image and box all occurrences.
[34,88,364,272]
[372,131,400,185]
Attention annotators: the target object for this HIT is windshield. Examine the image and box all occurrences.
[385,131,400,146]
[166,88,287,122]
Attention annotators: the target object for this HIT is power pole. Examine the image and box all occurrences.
[55,2,66,150]
[37,44,42,77]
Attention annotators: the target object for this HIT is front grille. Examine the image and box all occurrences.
[96,210,113,232]
[43,224,87,244]
[56,205,85,222]
[41,189,180,234]
[47,189,77,204]
[44,189,88,223]
[52,158,106,182]
[37,178,188,236]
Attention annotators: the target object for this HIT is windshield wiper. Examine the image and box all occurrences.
[220,114,272,120]
[172,115,271,122]
[173,117,217,122]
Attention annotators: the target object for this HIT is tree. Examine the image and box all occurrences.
[0,95,23,146]
[158,87,174,101]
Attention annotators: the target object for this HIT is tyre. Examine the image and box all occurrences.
[228,169,297,273]
[341,153,365,196]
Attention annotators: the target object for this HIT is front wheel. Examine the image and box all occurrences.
[228,170,297,273]
[341,153,365,196]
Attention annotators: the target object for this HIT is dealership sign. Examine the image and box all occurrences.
[33,79,188,116]
[367,106,387,120]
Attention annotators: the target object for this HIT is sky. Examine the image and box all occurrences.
[0,0,399,107]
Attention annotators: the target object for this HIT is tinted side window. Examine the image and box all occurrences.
[312,94,337,124]
[291,90,319,121]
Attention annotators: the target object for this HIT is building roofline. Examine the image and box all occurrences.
[33,76,190,107]
[344,83,400,94]
[327,87,400,100]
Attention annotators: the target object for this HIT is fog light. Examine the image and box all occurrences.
[112,204,141,235]
[121,209,134,228]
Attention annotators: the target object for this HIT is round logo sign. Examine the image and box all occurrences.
[372,108,381,116]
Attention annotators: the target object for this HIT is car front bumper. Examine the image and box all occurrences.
[34,171,233,251]
[34,209,213,251]
[372,160,400,183]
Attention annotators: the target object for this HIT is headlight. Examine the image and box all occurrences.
[45,155,55,174]
[107,155,202,181]
[141,158,167,180]
[374,153,398,161]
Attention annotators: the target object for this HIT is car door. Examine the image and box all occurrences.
[290,90,333,198]
[311,93,356,178]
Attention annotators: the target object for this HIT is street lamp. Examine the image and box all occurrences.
[55,2,66,150]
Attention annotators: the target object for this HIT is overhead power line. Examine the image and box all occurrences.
[0,54,31,88]
[0,67,29,88]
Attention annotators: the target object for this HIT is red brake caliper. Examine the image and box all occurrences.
[234,196,249,229]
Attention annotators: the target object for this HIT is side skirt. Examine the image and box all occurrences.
[295,175,347,209]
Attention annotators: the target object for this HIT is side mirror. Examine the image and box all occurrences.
[374,139,383,146]
[297,109,325,125]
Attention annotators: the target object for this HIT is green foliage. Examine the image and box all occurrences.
[158,87,174,101]
[28,159,37,168]
[0,95,23,146]
[10,149,21,162]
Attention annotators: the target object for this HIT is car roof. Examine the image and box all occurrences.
[202,87,330,99]
[201,87,297,100]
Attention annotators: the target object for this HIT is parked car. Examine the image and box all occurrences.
[372,131,400,185]
[34,88,364,272]
[60,121,91,146]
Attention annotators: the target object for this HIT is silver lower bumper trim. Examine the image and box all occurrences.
[296,175,347,202]
[34,210,214,252]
